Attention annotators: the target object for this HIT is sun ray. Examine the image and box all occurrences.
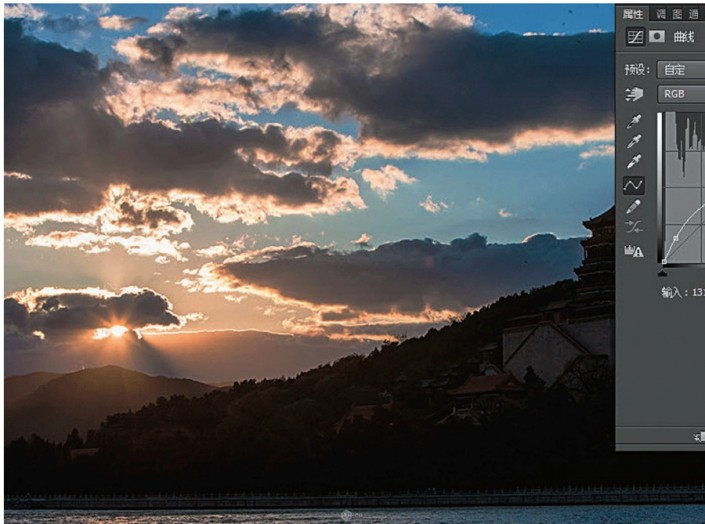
[93,325,130,340]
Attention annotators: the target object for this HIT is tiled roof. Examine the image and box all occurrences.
[448,373,523,396]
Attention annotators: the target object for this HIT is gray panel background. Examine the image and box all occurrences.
[616,5,705,450]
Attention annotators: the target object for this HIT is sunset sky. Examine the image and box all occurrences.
[4,4,614,382]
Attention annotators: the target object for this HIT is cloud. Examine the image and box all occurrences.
[222,240,324,264]
[115,5,614,157]
[81,4,111,16]
[5,171,31,180]
[579,144,615,159]
[7,8,96,34]
[5,21,364,231]
[498,208,514,218]
[352,233,372,248]
[419,194,449,213]
[361,165,415,199]
[7,3,124,34]
[4,4,46,21]
[26,230,191,261]
[34,14,90,33]
[26,231,109,253]
[194,243,232,259]
[5,287,186,342]
[194,236,249,259]
[98,187,193,237]
[99,15,147,31]
[18,187,195,261]
[181,232,584,337]
[318,4,475,36]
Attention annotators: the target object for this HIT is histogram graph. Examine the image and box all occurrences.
[661,112,705,266]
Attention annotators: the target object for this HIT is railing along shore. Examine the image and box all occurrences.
[6,485,705,509]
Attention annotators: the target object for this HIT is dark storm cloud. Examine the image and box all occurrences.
[4,20,360,220]
[5,298,29,330]
[127,7,614,146]
[237,126,345,176]
[132,9,346,68]
[341,31,614,145]
[4,19,105,127]
[4,288,181,335]
[5,176,106,216]
[213,232,584,315]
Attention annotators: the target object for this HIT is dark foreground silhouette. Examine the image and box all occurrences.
[6,280,705,495]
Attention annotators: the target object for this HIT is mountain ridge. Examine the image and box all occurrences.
[5,365,215,443]
[5,371,62,404]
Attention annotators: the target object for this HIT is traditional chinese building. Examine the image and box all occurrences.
[502,207,615,386]
[447,371,523,423]
[574,206,615,303]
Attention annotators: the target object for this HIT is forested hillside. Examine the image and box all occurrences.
[8,280,705,494]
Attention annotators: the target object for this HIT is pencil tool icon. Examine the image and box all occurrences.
[626,199,641,215]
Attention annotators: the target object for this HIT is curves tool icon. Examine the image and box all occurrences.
[623,176,645,195]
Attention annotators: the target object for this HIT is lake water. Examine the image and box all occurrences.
[5,506,705,523]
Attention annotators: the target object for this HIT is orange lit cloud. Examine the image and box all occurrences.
[15,186,194,261]
[361,165,415,199]
[169,175,364,226]
[419,194,449,214]
[6,24,366,233]
[98,15,147,31]
[110,5,612,159]
[351,233,372,248]
[580,143,615,159]
[5,4,46,20]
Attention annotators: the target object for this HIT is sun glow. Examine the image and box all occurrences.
[93,325,130,340]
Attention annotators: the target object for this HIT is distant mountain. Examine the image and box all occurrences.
[5,365,214,443]
[6,330,370,384]
[5,371,62,404]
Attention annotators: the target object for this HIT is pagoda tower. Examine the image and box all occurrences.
[573,206,615,303]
